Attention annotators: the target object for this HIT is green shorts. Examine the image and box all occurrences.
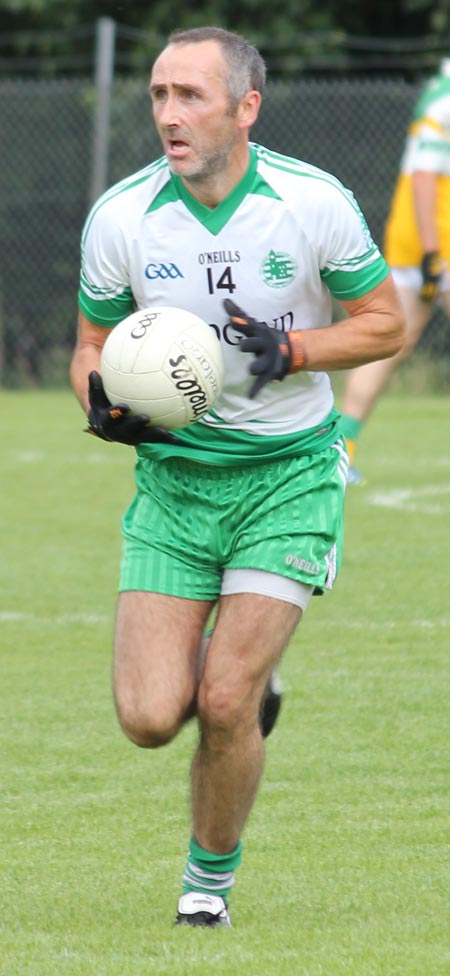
[119,439,347,600]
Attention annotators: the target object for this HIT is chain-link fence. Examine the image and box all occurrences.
[2,71,450,387]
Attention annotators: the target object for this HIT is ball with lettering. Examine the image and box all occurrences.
[100,306,224,430]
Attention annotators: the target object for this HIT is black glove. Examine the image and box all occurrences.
[420,251,443,303]
[224,298,305,398]
[86,371,179,445]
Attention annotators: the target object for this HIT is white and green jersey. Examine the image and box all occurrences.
[79,143,389,465]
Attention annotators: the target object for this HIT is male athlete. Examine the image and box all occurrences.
[70,27,405,927]
[341,58,450,484]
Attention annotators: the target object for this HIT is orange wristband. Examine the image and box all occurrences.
[287,330,307,372]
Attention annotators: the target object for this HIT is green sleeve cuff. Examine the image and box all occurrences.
[322,257,390,300]
[78,287,134,327]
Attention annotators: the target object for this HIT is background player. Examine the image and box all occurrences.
[341,58,450,484]
[70,26,405,927]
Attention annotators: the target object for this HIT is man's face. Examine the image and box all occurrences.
[150,40,241,185]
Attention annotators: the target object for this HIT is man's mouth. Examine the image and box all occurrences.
[167,138,190,158]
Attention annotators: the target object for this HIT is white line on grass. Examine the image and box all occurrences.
[0,611,110,625]
[14,451,115,464]
[1,611,447,629]
[368,456,450,469]
[9,451,450,468]
[330,617,449,630]
[367,483,450,514]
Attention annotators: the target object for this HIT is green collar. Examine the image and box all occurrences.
[170,144,258,234]
[145,145,280,232]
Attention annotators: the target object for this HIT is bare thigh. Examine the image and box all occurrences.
[397,287,433,356]
[198,592,302,730]
[114,591,214,746]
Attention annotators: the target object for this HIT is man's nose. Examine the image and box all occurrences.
[157,95,181,127]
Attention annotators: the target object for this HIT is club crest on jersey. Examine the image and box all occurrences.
[260,250,297,288]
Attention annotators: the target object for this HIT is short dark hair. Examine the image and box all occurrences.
[167,26,266,106]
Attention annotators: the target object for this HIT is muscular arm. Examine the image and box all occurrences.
[300,274,406,371]
[70,311,112,413]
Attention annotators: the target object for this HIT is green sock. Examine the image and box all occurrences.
[340,414,364,442]
[182,836,243,900]
[340,414,364,465]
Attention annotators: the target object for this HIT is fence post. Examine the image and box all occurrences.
[90,17,116,205]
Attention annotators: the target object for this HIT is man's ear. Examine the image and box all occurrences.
[237,90,261,130]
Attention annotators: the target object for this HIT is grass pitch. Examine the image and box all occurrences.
[1,389,449,975]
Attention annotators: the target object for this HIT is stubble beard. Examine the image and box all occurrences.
[169,129,239,187]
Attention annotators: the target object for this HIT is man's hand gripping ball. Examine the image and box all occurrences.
[86,371,179,445]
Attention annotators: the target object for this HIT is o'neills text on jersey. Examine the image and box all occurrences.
[198,251,241,265]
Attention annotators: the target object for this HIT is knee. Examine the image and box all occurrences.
[197,681,255,738]
[115,699,182,749]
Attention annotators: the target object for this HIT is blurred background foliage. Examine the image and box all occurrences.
[2,0,450,37]
[2,0,450,78]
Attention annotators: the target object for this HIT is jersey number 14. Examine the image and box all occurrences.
[206,266,236,295]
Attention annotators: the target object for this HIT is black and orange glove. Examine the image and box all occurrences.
[420,251,443,303]
[224,299,306,398]
[86,371,179,445]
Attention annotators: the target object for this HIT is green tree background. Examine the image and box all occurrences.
[1,0,450,34]
[2,0,450,69]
